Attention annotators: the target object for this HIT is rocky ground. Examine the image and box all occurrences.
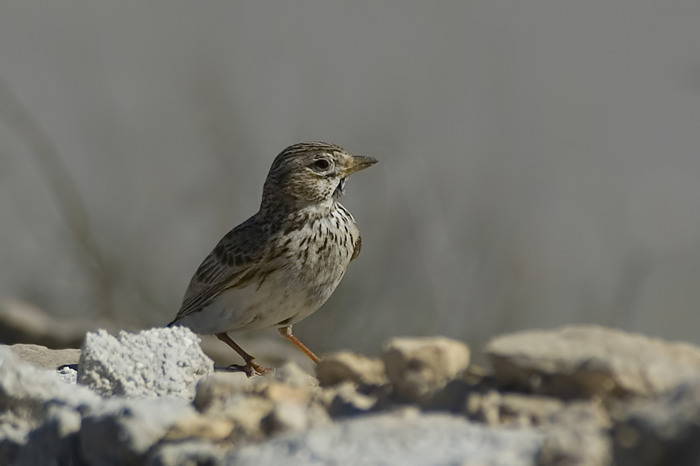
[2,324,700,465]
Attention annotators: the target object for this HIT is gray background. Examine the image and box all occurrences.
[1,1,699,355]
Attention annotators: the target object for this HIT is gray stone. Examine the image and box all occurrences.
[0,348,97,434]
[321,382,379,418]
[612,377,700,466]
[13,405,82,466]
[78,326,214,399]
[0,346,98,465]
[148,440,226,466]
[57,365,78,384]
[80,396,195,466]
[538,422,612,466]
[382,337,470,402]
[486,325,700,399]
[226,411,544,466]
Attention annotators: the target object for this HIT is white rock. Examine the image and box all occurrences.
[0,346,98,465]
[227,412,543,466]
[80,396,195,466]
[78,327,214,399]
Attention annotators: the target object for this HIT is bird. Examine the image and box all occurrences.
[168,142,377,376]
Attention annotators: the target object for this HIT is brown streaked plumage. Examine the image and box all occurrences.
[169,142,376,376]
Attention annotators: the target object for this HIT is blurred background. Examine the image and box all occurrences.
[1,1,700,363]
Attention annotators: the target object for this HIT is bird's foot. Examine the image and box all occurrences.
[227,359,273,377]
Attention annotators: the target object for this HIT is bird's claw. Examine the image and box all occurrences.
[227,360,272,377]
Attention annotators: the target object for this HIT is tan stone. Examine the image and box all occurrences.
[162,415,235,442]
[486,325,700,399]
[382,337,470,402]
[221,396,275,439]
[466,390,609,429]
[9,344,80,371]
[193,372,252,413]
[263,382,314,406]
[316,351,386,388]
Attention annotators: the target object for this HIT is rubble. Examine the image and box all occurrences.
[2,325,700,465]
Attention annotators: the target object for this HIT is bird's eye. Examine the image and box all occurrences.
[311,159,331,171]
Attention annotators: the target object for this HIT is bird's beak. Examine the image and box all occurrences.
[344,155,378,175]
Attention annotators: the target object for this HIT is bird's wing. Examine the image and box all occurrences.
[170,219,267,324]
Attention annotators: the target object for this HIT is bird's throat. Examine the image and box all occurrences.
[333,177,347,199]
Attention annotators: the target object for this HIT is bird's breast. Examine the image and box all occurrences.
[278,207,358,285]
[269,205,359,315]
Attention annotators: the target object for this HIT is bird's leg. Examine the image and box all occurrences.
[278,326,320,363]
[215,332,271,377]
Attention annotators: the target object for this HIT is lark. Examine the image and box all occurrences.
[168,142,376,376]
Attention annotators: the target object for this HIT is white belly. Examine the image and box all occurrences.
[179,268,344,334]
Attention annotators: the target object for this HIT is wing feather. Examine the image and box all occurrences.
[171,218,266,323]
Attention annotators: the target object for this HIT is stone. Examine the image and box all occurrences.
[162,415,235,442]
[382,337,470,402]
[321,381,379,418]
[194,372,275,441]
[193,362,326,443]
[78,327,214,399]
[267,362,318,389]
[262,382,314,407]
[9,344,80,371]
[464,390,612,465]
[194,371,253,413]
[261,401,311,434]
[79,396,195,466]
[226,411,544,466]
[215,395,275,440]
[57,365,78,385]
[467,391,562,427]
[7,326,700,466]
[194,362,316,414]
[612,377,700,466]
[0,346,98,465]
[316,351,386,388]
[147,440,226,466]
[538,422,612,466]
[465,390,609,429]
[12,405,82,466]
[486,325,700,399]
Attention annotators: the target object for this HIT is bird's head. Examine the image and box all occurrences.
[262,142,377,208]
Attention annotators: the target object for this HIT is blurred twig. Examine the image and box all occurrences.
[0,75,114,318]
